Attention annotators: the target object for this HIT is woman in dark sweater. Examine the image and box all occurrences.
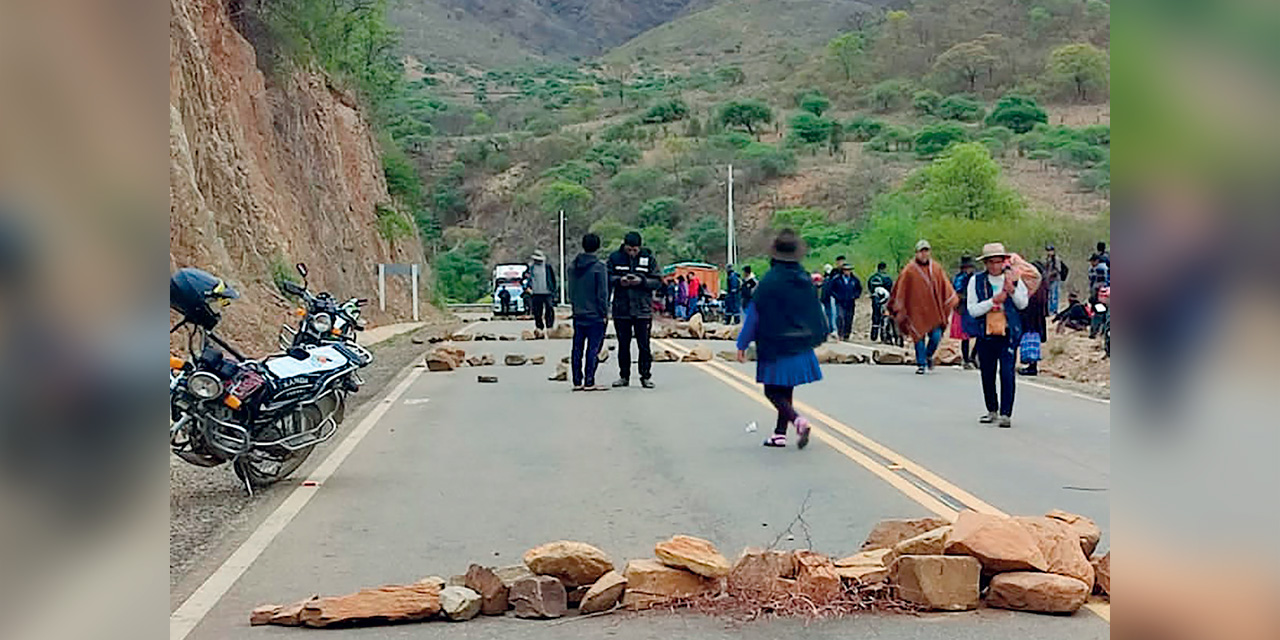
[736,230,828,449]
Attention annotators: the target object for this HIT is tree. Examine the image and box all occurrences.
[912,89,943,116]
[434,238,490,302]
[643,98,690,123]
[637,197,683,228]
[918,143,1022,220]
[585,141,640,175]
[1049,43,1109,102]
[826,32,865,81]
[539,181,593,227]
[984,94,1048,134]
[685,215,728,260]
[868,79,912,112]
[717,100,774,137]
[934,40,997,92]
[914,122,969,158]
[937,94,986,122]
[788,112,834,145]
[847,116,885,141]
[799,92,831,116]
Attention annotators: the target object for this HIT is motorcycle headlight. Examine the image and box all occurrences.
[187,371,224,399]
[311,312,333,333]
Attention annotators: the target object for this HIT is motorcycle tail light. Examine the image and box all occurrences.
[224,395,242,409]
[331,328,341,335]
[295,307,306,316]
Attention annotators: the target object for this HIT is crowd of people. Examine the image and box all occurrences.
[543,227,1109,444]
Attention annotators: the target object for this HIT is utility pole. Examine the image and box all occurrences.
[726,164,736,266]
[558,209,566,306]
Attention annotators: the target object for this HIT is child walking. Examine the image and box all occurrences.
[736,229,829,449]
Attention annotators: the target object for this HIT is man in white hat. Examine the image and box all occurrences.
[967,242,1030,428]
[889,239,958,374]
[526,250,558,331]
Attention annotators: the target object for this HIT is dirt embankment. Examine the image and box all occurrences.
[169,0,427,354]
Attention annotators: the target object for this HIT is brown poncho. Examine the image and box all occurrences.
[890,259,958,341]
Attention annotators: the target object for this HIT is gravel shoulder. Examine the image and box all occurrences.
[170,319,458,606]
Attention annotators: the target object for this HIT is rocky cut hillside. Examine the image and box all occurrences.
[170,0,425,352]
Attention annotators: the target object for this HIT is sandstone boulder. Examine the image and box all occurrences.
[835,548,892,568]
[653,349,679,362]
[889,555,980,611]
[266,598,316,626]
[688,313,705,338]
[465,354,494,367]
[426,347,466,371]
[451,333,473,342]
[944,510,1048,574]
[621,559,716,609]
[464,564,509,616]
[447,575,467,587]
[521,330,537,340]
[474,333,496,341]
[505,354,528,366]
[654,535,731,578]
[1093,551,1109,596]
[861,518,951,551]
[579,570,627,614]
[250,604,281,626]
[985,571,1091,613]
[1016,516,1094,585]
[814,348,839,364]
[566,585,590,607]
[839,352,869,364]
[681,346,713,362]
[794,550,843,603]
[548,363,568,381]
[500,334,516,341]
[494,565,534,589]
[934,343,963,366]
[509,575,567,619]
[297,583,441,627]
[597,348,609,363]
[717,350,737,361]
[547,325,573,339]
[439,586,482,621]
[728,548,796,595]
[530,355,545,365]
[1045,509,1102,557]
[872,349,909,365]
[523,540,614,588]
[836,564,889,586]
[886,525,952,564]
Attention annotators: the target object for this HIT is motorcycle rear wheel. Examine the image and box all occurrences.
[233,407,319,488]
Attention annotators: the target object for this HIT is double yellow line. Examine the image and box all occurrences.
[653,338,1110,622]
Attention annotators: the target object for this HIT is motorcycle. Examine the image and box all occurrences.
[169,267,373,493]
[278,263,369,351]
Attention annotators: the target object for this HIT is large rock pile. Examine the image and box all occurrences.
[251,512,1106,628]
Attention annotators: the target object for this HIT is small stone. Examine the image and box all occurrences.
[439,586,482,621]
[654,535,731,578]
[464,564,509,615]
[985,571,1091,614]
[530,355,546,365]
[597,348,609,363]
[523,540,614,588]
[1092,551,1110,596]
[494,565,534,589]
[451,333,473,342]
[499,334,516,341]
[447,575,467,587]
[509,575,567,619]
[716,350,737,361]
[794,550,843,604]
[410,336,425,345]
[477,375,498,383]
[547,325,574,339]
[814,348,839,364]
[579,570,627,614]
[521,330,537,340]
[889,555,981,611]
[250,604,281,626]
[426,347,466,371]
[653,349,679,362]
[548,363,568,381]
[860,518,951,551]
[505,354,528,366]
[681,346,713,362]
[872,349,908,365]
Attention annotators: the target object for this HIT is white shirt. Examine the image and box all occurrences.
[968,272,1029,317]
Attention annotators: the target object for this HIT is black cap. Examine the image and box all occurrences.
[1045,243,1055,251]
[877,262,887,270]
[624,231,642,247]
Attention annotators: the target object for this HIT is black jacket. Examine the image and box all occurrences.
[753,260,828,361]
[607,246,662,319]
[569,252,609,323]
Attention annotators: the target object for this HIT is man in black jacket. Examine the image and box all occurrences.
[525,250,557,330]
[608,231,662,388]
[569,233,609,390]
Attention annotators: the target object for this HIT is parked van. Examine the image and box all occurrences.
[492,264,528,316]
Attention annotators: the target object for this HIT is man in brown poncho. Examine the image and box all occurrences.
[890,240,958,374]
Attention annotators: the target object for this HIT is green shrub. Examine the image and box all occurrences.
[788,112,834,144]
[984,94,1048,134]
[709,131,754,150]
[912,89,943,116]
[847,116,886,142]
[915,122,969,158]
[642,99,690,123]
[738,143,797,179]
[867,125,914,152]
[798,91,831,116]
[434,238,490,303]
[374,203,414,242]
[541,160,593,185]
[637,197,683,228]
[938,94,986,122]
[586,141,641,175]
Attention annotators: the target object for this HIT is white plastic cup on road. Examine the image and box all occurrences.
[745,421,758,433]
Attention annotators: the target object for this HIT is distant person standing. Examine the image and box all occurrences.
[526,250,558,331]
[674,274,689,319]
[1088,253,1110,299]
[867,262,893,342]
[890,240,958,375]
[1095,241,1110,266]
[968,242,1029,428]
[1043,244,1069,314]
[827,264,861,341]
[741,265,758,311]
[725,265,742,324]
[568,233,610,391]
[609,232,662,389]
[1018,261,1051,377]
[950,255,977,369]
[736,229,827,449]
[498,286,513,316]
[686,272,702,319]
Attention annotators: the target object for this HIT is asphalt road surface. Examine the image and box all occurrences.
[171,317,1110,639]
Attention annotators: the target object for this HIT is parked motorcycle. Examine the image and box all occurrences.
[278,262,369,351]
[169,268,372,493]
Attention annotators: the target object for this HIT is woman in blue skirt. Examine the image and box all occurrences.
[736,229,829,449]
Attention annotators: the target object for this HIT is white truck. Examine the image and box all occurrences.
[491,264,528,316]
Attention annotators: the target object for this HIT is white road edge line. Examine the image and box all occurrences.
[169,366,425,640]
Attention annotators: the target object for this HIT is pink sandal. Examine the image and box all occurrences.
[762,434,787,448]
[795,417,811,450]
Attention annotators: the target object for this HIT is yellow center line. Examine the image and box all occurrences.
[654,338,1111,624]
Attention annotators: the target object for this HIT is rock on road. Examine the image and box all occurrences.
[172,318,1109,639]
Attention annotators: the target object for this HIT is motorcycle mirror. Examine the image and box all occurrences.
[280,280,305,296]
[295,263,308,278]
[356,298,369,306]
[287,346,309,360]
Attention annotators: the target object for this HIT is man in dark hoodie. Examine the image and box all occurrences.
[608,231,662,388]
[569,233,609,391]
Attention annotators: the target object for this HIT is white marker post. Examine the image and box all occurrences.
[410,263,420,321]
[559,209,566,306]
[727,164,736,266]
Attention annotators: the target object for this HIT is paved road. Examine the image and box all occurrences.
[174,318,1109,639]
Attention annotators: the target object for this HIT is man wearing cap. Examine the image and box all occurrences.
[608,231,662,388]
[526,250,558,331]
[1043,243,1069,314]
[890,239,958,374]
[968,242,1030,428]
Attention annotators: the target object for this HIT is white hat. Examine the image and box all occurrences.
[823,263,833,274]
[915,239,931,252]
[978,242,1010,261]
[530,250,546,261]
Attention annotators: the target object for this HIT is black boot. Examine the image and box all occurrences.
[1018,362,1038,376]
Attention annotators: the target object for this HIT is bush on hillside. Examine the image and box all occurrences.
[435,238,490,303]
[868,79,913,112]
[867,125,914,152]
[938,94,986,122]
[914,122,969,158]
[585,141,641,175]
[788,112,835,145]
[985,94,1048,134]
[643,98,690,124]
[847,116,885,142]
[912,89,943,116]
[737,143,797,180]
[637,197,684,228]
